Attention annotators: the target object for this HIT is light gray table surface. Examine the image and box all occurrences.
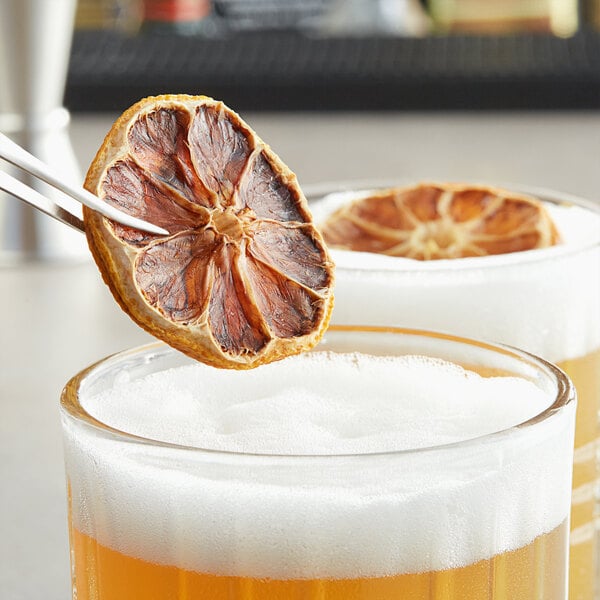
[1,111,599,599]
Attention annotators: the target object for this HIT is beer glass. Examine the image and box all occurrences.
[310,183,600,600]
[61,327,575,599]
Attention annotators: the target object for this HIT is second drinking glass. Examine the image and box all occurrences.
[311,182,600,600]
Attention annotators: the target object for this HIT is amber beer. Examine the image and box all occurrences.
[61,329,575,600]
[312,185,600,600]
[69,523,568,600]
[560,350,600,597]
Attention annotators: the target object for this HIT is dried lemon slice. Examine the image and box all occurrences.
[320,183,560,260]
[84,95,334,369]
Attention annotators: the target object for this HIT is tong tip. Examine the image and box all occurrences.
[96,204,169,236]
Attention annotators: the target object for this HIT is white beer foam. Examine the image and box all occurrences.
[313,193,600,362]
[81,354,549,453]
[63,352,574,579]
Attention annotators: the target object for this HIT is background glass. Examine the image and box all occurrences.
[61,327,575,599]
[310,183,600,600]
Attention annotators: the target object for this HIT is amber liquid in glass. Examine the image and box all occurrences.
[560,349,600,600]
[68,521,568,600]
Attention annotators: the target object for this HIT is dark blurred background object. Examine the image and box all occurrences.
[66,0,600,111]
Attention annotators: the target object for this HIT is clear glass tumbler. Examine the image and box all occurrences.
[61,327,575,600]
[310,182,600,600]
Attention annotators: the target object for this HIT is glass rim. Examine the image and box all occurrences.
[305,179,600,273]
[60,325,575,460]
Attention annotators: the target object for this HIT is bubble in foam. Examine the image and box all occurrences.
[84,352,550,455]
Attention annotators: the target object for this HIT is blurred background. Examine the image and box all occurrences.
[69,0,600,111]
[2,0,599,264]
[1,0,599,264]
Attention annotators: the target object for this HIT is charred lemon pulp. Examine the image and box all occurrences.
[320,183,560,260]
[84,95,334,369]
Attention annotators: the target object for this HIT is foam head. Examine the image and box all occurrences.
[62,347,575,579]
[84,352,551,454]
[312,191,600,362]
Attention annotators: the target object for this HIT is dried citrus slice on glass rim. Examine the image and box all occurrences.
[319,182,560,260]
[83,94,334,369]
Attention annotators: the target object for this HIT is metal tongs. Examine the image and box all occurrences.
[0,132,167,236]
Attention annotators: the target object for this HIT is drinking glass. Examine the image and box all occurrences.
[61,326,575,599]
[310,182,600,600]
